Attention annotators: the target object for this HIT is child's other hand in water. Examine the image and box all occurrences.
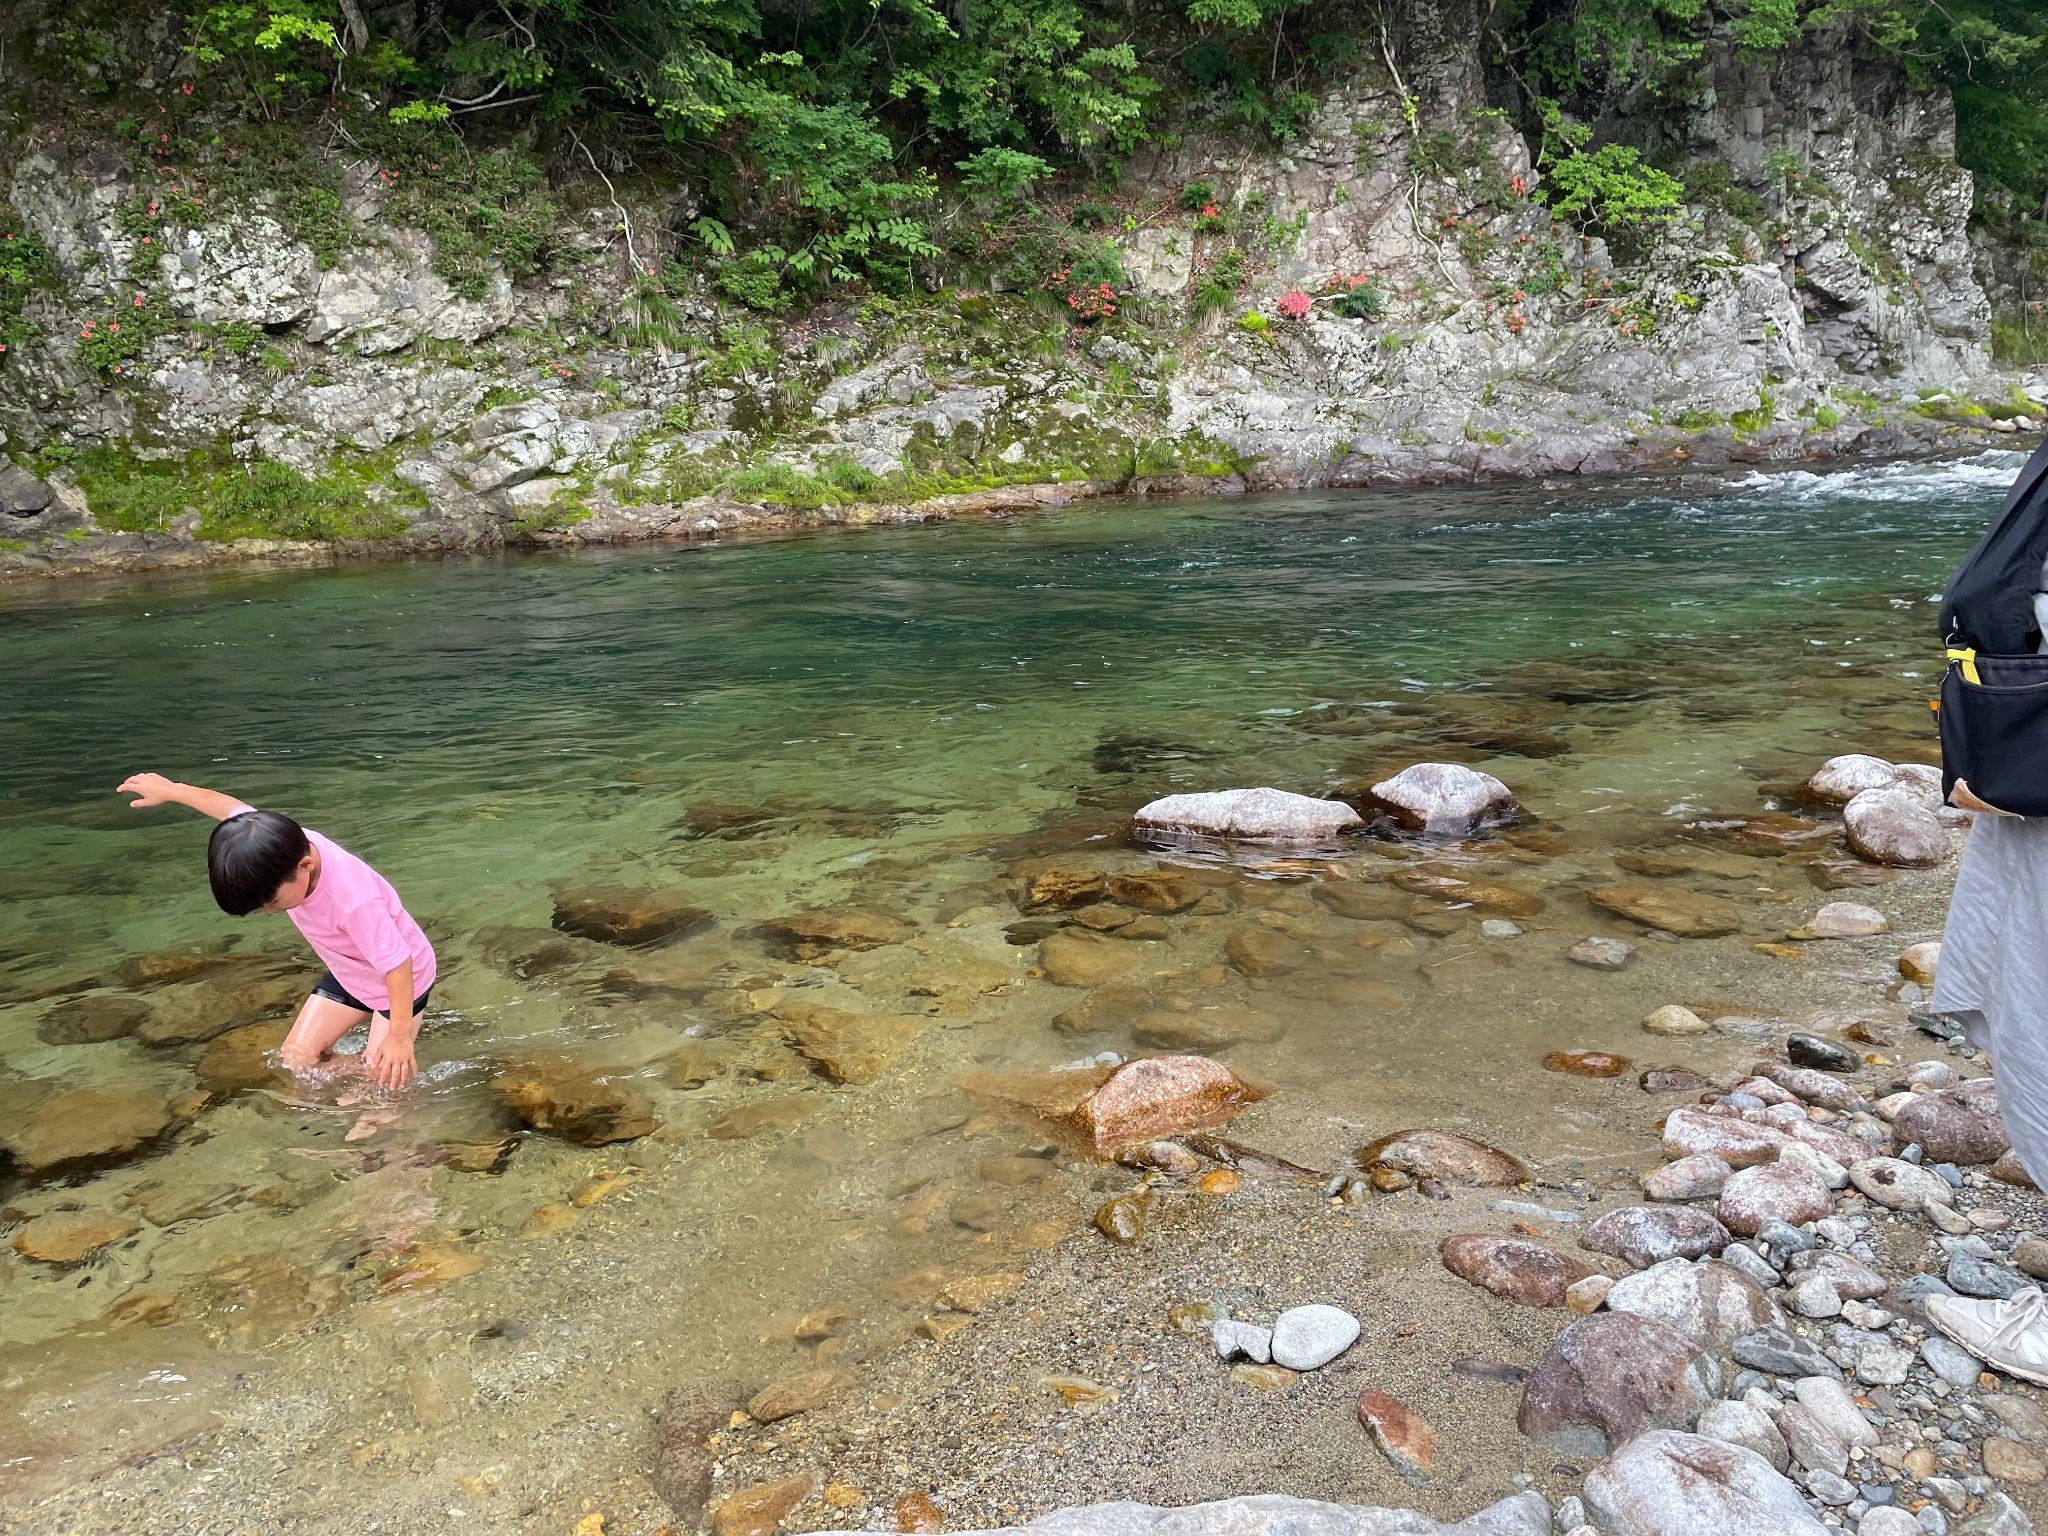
[364,1019,418,1091]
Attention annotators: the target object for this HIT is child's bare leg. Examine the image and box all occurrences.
[279,993,371,1078]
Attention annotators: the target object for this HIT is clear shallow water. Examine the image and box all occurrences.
[0,453,2021,1522]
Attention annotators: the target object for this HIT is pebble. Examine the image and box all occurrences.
[1269,1304,1359,1370]
[1756,1216,1819,1256]
[1641,1004,1709,1037]
[1212,1320,1272,1364]
[1565,1275,1612,1316]
[1860,1510,1923,1536]
[1567,937,1635,970]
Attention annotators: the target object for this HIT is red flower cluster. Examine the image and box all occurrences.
[1322,273,1375,293]
[1510,174,1528,196]
[1065,282,1117,320]
[1200,202,1220,218]
[1277,289,1312,320]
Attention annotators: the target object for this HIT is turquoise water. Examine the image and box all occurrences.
[0,450,2022,1525]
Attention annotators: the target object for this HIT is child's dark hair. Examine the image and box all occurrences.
[208,810,310,916]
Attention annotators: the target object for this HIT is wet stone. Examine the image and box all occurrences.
[1788,1033,1858,1072]
[36,994,151,1045]
[747,1369,852,1424]
[1642,1004,1710,1037]
[0,1087,174,1177]
[13,1209,140,1265]
[1545,1050,1631,1078]
[1132,787,1362,844]
[1641,1068,1715,1095]
[711,1474,822,1536]
[1569,937,1636,971]
[1843,785,1947,868]
[1070,1056,1257,1154]
[1590,884,1745,938]
[761,909,912,956]
[1040,929,1143,987]
[1355,1128,1528,1188]
[1440,1233,1595,1307]
[551,886,713,947]
[1353,763,1518,839]
[1803,903,1889,940]
[1094,1188,1150,1245]
[1107,871,1209,914]
[489,1054,657,1146]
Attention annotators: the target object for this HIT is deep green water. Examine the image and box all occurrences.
[0,450,2024,1522]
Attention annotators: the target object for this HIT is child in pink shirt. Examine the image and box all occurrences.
[118,771,437,1089]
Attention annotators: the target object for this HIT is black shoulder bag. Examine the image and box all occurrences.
[1937,437,2048,815]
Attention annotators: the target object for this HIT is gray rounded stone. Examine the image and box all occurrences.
[1268,1304,1358,1370]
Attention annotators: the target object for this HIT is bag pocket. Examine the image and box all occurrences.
[1940,653,2048,816]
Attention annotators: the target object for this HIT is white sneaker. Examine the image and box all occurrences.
[1926,1286,2048,1387]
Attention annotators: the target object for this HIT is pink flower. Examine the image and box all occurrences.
[181,83,192,95]
[132,295,144,307]
[1277,290,1312,320]
[108,322,119,332]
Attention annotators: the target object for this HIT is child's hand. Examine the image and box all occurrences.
[118,772,179,808]
[364,1019,418,1091]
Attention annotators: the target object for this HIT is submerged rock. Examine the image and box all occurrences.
[13,1209,140,1265]
[1440,1234,1594,1307]
[551,886,713,947]
[1350,763,1518,839]
[0,1087,174,1176]
[489,1054,656,1145]
[1544,1050,1630,1078]
[771,1001,922,1085]
[1518,1311,1721,1457]
[1392,869,1544,916]
[1106,870,1209,913]
[1094,1187,1151,1244]
[1567,936,1637,970]
[1355,1128,1528,1188]
[1132,787,1361,844]
[1801,902,1888,939]
[1069,1056,1257,1155]
[760,908,912,956]
[36,993,151,1045]
[1311,882,1412,922]
[1589,884,1744,937]
[1582,1430,1830,1536]
[1040,929,1143,987]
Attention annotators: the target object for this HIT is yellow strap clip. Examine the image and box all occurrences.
[1947,646,1981,685]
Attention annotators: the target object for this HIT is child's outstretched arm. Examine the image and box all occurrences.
[117,772,246,821]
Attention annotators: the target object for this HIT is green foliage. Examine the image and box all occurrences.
[286,185,350,268]
[187,0,339,112]
[715,251,790,312]
[215,320,264,356]
[75,297,175,375]
[707,324,777,380]
[0,215,59,349]
[367,129,559,299]
[75,447,410,539]
[1543,142,1686,230]
[956,148,1055,200]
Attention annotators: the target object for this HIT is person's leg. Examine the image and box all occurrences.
[279,992,371,1077]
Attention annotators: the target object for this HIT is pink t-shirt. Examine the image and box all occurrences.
[233,806,436,1011]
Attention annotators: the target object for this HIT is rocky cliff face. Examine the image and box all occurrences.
[0,4,2039,576]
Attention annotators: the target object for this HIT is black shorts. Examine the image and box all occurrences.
[312,970,435,1017]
